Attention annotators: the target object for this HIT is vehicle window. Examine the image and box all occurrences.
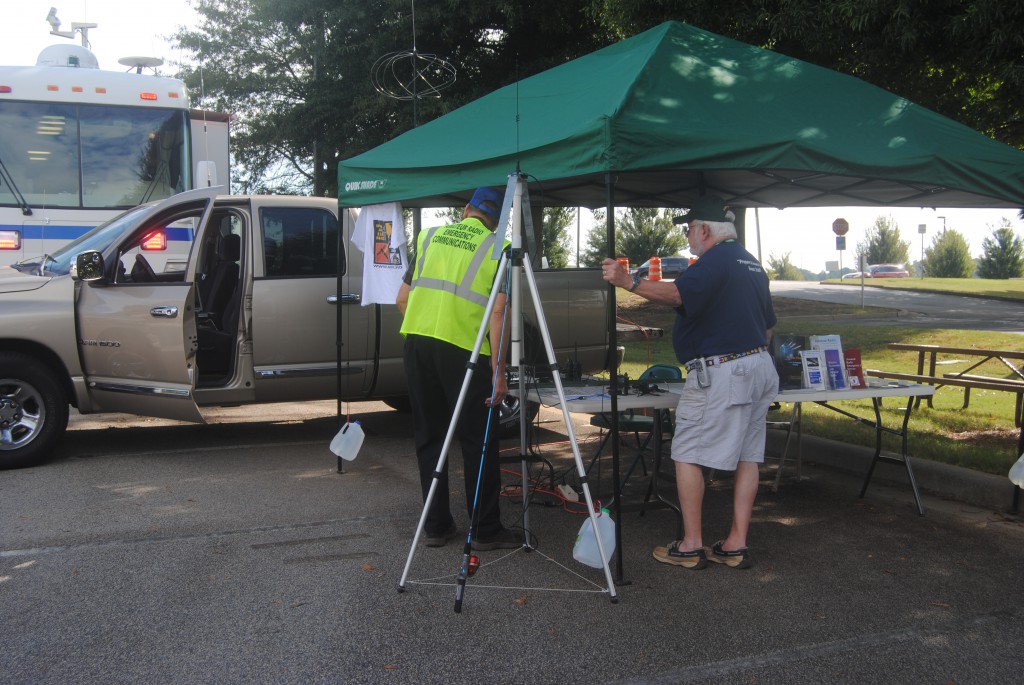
[0,101,189,209]
[261,207,340,277]
[113,208,203,284]
[34,204,151,275]
[0,102,79,207]
[80,105,189,207]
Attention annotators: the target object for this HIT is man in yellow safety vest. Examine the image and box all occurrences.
[396,186,525,551]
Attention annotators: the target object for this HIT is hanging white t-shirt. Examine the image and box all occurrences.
[351,202,408,306]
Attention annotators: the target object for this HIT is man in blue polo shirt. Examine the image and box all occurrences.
[601,195,778,570]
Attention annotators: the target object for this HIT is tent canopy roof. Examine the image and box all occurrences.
[338,21,1024,211]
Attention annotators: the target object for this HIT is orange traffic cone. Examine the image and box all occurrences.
[649,256,662,281]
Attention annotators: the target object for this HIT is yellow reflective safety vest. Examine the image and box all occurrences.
[401,217,509,354]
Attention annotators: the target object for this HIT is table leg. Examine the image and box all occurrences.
[1013,419,1023,515]
[858,397,925,515]
[772,402,801,492]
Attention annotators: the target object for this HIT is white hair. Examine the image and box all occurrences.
[695,212,737,240]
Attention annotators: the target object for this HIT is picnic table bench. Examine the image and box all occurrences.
[867,343,1024,513]
[866,343,1024,427]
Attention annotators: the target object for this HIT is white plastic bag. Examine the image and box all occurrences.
[573,507,616,568]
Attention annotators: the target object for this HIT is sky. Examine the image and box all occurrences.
[571,204,1023,272]
[2,1,197,72]
[6,1,1023,270]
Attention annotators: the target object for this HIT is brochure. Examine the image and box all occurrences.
[799,349,826,391]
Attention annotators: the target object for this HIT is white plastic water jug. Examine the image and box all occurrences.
[573,507,616,568]
[1009,452,1024,488]
[330,421,365,461]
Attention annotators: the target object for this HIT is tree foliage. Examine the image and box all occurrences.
[615,208,687,265]
[579,208,686,267]
[173,0,610,196]
[923,229,974,278]
[172,0,1024,276]
[766,252,802,281]
[594,0,1024,147]
[977,222,1024,279]
[541,207,575,269]
[856,216,910,266]
[581,211,609,267]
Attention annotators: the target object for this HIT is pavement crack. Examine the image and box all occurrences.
[0,515,393,559]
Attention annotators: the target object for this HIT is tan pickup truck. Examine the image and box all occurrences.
[0,188,610,469]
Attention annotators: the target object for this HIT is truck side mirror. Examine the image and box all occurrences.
[76,251,106,283]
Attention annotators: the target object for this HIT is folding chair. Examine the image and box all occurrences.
[586,363,683,485]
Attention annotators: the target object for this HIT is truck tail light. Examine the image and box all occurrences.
[141,230,167,251]
[0,230,21,250]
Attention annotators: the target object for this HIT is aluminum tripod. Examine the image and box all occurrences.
[397,173,618,607]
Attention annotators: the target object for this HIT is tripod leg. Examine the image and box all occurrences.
[519,253,618,602]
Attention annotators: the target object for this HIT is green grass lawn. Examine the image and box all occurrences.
[614,281,1022,476]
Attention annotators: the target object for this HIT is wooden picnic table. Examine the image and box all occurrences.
[889,343,1024,379]
[869,343,1024,514]
[880,343,1024,419]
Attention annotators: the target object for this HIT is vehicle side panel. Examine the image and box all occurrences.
[250,201,375,402]
[75,281,203,422]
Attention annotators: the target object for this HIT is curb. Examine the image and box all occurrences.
[776,310,920,321]
[766,430,1017,513]
[822,281,1024,306]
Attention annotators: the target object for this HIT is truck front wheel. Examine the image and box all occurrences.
[0,353,69,469]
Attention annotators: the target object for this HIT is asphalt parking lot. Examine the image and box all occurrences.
[2,401,1023,685]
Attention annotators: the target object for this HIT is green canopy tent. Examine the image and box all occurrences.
[338,20,1024,213]
[339,22,1024,567]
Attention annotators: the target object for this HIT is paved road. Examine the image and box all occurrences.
[2,402,1023,684]
[771,281,1024,332]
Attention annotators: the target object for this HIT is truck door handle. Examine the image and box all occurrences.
[150,306,179,318]
[327,294,361,305]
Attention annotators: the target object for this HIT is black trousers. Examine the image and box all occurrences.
[403,334,503,537]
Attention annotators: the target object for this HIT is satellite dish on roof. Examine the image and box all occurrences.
[118,56,163,74]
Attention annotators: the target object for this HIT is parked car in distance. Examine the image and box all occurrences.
[634,256,689,280]
[866,263,910,278]
[841,271,863,279]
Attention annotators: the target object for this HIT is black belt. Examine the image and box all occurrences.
[685,346,767,372]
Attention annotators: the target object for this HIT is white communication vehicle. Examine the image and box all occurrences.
[0,27,229,270]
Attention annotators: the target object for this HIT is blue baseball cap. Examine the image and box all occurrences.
[468,186,503,219]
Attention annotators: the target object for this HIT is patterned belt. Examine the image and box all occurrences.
[684,346,767,372]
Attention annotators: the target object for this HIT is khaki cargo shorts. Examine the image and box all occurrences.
[670,352,779,470]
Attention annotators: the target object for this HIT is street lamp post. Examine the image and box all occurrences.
[918,224,926,278]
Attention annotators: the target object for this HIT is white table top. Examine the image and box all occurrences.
[516,378,936,414]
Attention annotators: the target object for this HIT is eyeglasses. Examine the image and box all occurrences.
[682,223,694,238]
